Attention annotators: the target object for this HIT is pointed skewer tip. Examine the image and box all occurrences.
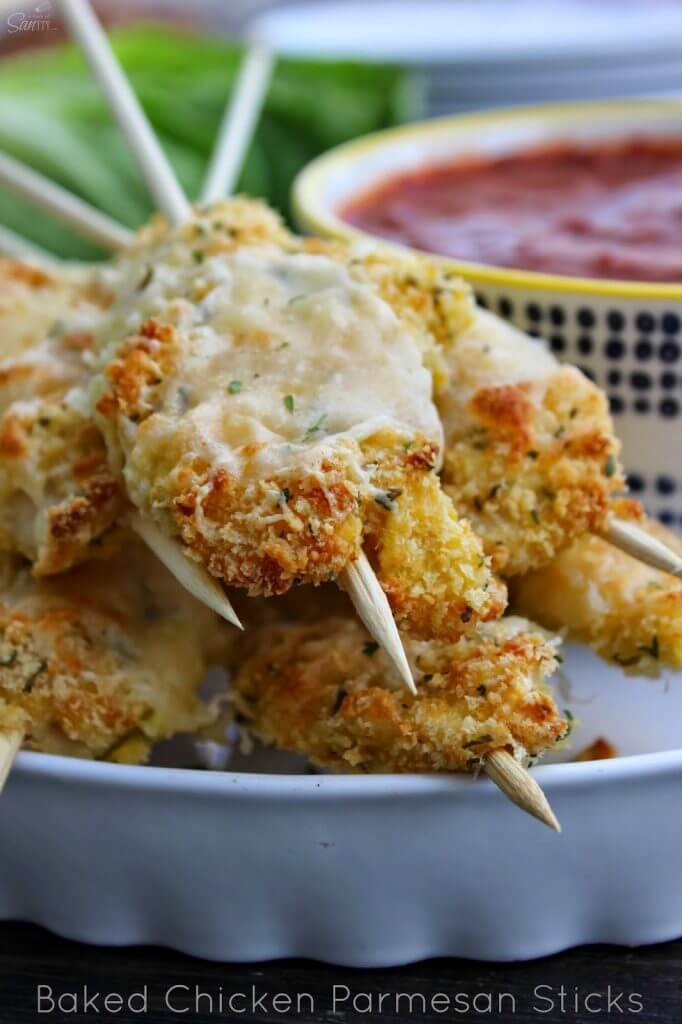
[340,552,416,694]
[485,749,561,833]
[130,514,243,630]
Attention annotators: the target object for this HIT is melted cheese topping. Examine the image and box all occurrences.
[92,231,442,496]
[438,308,556,443]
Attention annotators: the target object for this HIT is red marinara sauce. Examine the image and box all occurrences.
[342,138,682,282]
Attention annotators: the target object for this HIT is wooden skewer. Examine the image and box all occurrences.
[0,150,131,251]
[339,552,416,694]
[0,223,56,264]
[61,0,416,693]
[0,730,22,795]
[131,514,242,629]
[59,0,189,225]
[602,517,682,579]
[201,45,274,204]
[484,750,561,832]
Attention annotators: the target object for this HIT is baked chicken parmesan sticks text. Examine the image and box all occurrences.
[88,199,504,640]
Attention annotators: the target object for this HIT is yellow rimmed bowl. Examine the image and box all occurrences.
[294,99,682,528]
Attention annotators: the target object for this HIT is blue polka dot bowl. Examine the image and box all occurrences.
[294,100,682,527]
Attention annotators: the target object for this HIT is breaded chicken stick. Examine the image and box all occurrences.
[0,539,231,762]
[231,606,568,775]
[511,503,681,672]
[88,199,504,641]
[439,309,624,576]
[0,260,123,574]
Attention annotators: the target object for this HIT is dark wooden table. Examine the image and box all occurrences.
[0,922,679,1023]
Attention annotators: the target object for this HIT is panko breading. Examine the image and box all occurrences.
[438,310,624,576]
[511,502,682,672]
[231,609,567,773]
[88,198,502,640]
[0,269,123,574]
[0,540,232,761]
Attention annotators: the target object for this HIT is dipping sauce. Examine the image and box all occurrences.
[342,138,682,282]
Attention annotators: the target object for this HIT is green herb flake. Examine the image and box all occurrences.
[302,413,327,443]
[227,380,242,395]
[531,509,540,525]
[278,488,291,505]
[526,449,539,460]
[192,249,205,264]
[363,641,379,656]
[0,651,17,667]
[604,454,617,477]
[284,394,295,413]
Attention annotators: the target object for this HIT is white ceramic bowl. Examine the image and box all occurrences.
[294,100,682,530]
[1,642,681,965]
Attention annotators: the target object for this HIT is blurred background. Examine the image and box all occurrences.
[1,0,681,257]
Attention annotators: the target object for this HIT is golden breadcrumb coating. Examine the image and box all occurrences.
[439,310,624,576]
[511,501,682,673]
[362,431,506,638]
[89,198,500,639]
[0,540,232,761]
[232,612,567,773]
[0,275,123,575]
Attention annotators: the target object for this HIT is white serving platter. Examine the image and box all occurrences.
[1,643,680,966]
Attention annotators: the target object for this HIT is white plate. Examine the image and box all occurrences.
[1,644,680,965]
[248,0,682,66]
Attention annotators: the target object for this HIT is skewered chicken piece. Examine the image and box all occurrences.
[87,198,504,640]
[229,589,568,774]
[438,309,624,576]
[0,538,232,761]
[0,259,124,574]
[511,501,682,673]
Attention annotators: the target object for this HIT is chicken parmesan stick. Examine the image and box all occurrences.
[88,199,504,641]
[0,539,231,763]
[0,261,123,574]
[231,606,568,776]
[512,503,682,672]
[438,309,624,576]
